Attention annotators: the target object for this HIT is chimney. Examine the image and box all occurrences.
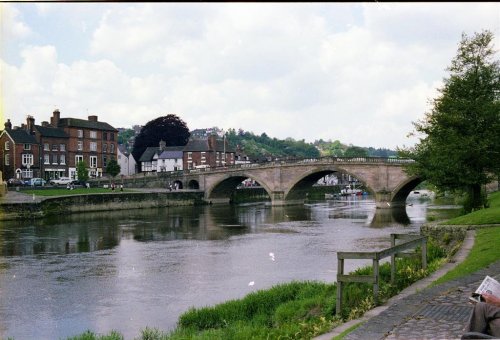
[4,119,12,130]
[88,115,98,122]
[42,121,50,127]
[159,140,166,151]
[51,109,60,127]
[208,135,217,150]
[26,115,35,134]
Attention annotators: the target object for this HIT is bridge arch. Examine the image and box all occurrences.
[205,173,273,203]
[283,166,374,202]
[188,180,200,190]
[390,175,422,206]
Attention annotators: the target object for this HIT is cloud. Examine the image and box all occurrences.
[1,4,32,40]
[2,3,500,149]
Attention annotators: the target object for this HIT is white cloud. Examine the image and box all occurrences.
[1,4,32,40]
[2,3,499,149]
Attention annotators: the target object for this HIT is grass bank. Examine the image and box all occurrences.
[66,240,447,340]
[431,191,500,284]
[441,191,500,225]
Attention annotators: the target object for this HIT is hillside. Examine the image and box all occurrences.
[117,127,397,160]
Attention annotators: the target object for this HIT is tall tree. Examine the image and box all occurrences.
[132,115,190,163]
[76,161,89,182]
[106,159,121,179]
[400,30,500,211]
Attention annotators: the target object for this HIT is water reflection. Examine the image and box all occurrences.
[0,198,423,257]
[0,197,450,340]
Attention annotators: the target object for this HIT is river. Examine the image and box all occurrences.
[0,194,444,339]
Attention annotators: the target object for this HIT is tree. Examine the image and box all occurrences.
[400,31,500,212]
[132,114,190,164]
[76,161,89,182]
[106,159,121,179]
[344,145,368,157]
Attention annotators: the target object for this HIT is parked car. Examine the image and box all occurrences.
[7,178,25,186]
[49,177,73,186]
[26,178,46,186]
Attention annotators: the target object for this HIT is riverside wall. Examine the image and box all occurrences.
[0,191,205,221]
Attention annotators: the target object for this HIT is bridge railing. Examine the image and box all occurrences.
[119,157,415,181]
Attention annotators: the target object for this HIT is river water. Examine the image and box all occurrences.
[0,194,440,339]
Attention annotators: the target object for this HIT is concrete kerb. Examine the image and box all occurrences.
[314,228,477,340]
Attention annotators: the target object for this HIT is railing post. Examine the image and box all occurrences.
[336,257,344,315]
[373,258,379,305]
[421,238,427,270]
[390,234,396,284]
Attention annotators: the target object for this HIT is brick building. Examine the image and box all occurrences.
[0,110,118,181]
[0,119,40,180]
[182,135,235,169]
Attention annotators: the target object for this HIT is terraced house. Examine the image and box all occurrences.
[0,109,118,182]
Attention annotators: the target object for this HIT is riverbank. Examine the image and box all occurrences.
[0,189,205,220]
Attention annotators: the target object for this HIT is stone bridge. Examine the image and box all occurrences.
[151,157,420,208]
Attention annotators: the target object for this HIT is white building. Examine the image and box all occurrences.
[154,150,183,172]
[117,145,137,176]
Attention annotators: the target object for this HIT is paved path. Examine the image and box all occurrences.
[316,230,500,340]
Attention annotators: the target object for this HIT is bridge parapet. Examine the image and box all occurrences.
[116,157,417,208]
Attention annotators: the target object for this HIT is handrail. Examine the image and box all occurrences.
[336,233,427,315]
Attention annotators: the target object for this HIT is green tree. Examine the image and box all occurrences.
[400,30,500,212]
[106,159,121,178]
[344,145,368,157]
[132,114,190,166]
[76,161,89,182]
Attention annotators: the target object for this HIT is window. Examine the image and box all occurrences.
[4,141,9,150]
[90,156,97,168]
[77,141,83,151]
[103,132,108,140]
[103,156,107,168]
[22,169,33,179]
[60,154,66,165]
[44,143,49,151]
[78,130,83,138]
[52,144,58,151]
[76,155,84,165]
[44,154,50,164]
[90,142,97,151]
[22,154,33,165]
[103,143,107,153]
[90,131,97,139]
[188,152,192,159]
[60,144,66,151]
[110,144,115,153]
[24,144,31,150]
[4,154,9,166]
[52,154,58,164]
[110,133,114,141]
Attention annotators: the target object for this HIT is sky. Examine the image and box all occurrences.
[1,3,499,149]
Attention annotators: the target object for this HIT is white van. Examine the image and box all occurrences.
[50,177,73,185]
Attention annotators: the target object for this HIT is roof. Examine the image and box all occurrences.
[34,125,69,138]
[139,145,184,162]
[157,150,183,159]
[183,138,235,153]
[58,118,117,131]
[139,147,160,162]
[117,144,129,156]
[2,128,37,144]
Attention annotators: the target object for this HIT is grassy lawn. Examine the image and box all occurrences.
[441,191,500,225]
[433,191,500,285]
[22,188,130,196]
